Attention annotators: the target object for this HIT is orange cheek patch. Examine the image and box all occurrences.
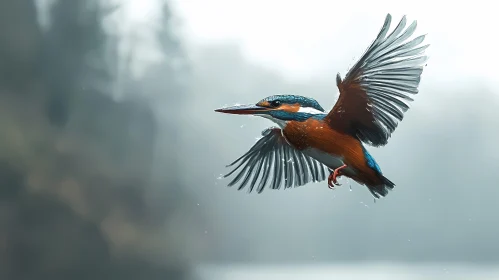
[257,101,271,107]
[279,103,300,112]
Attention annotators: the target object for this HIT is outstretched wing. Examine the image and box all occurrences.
[223,127,329,193]
[326,14,428,147]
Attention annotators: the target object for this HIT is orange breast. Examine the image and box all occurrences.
[283,118,379,183]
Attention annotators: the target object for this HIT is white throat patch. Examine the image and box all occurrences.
[298,106,324,115]
[259,114,287,129]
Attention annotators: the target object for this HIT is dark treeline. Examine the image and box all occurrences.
[0,0,203,279]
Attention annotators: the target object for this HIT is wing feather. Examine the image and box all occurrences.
[223,127,329,193]
[326,14,428,147]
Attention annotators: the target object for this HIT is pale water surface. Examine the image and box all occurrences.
[194,263,499,280]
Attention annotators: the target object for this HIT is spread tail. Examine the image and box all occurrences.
[368,175,395,199]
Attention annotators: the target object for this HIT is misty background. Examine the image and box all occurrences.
[0,0,498,279]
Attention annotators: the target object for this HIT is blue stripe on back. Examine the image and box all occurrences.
[361,145,382,174]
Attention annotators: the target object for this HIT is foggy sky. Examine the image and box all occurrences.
[184,45,499,263]
[2,1,499,279]
[166,3,499,263]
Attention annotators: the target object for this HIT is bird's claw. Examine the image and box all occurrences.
[327,164,347,190]
[327,171,342,189]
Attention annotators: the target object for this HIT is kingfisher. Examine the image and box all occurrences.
[215,14,428,198]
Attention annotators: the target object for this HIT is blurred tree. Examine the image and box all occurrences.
[0,0,42,92]
[0,0,202,279]
[136,0,190,212]
[128,0,212,263]
[42,0,116,127]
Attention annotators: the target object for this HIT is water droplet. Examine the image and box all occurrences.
[204,230,208,234]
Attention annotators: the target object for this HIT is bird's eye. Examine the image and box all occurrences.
[270,100,281,107]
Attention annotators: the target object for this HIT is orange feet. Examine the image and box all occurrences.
[328,164,347,189]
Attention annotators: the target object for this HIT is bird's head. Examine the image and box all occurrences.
[215,95,326,128]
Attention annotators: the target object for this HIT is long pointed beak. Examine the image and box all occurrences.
[215,104,270,115]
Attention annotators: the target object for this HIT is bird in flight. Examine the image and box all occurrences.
[215,14,428,199]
